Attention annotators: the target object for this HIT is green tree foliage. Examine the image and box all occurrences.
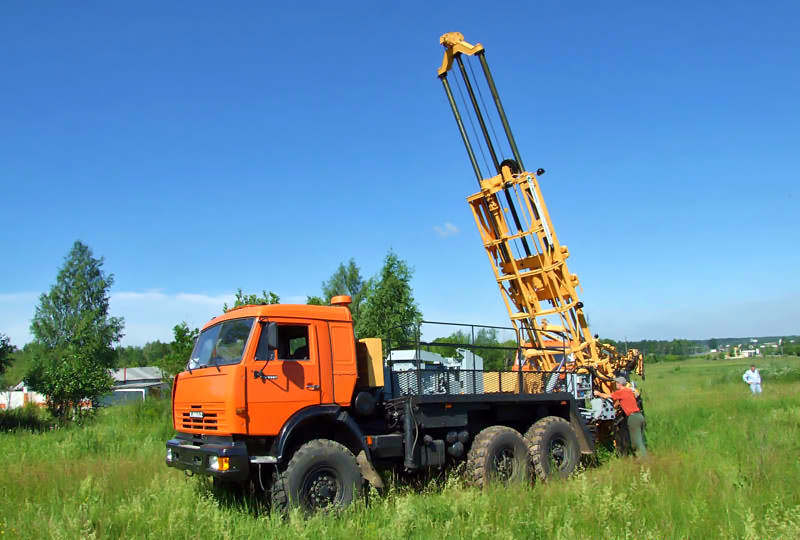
[0,333,14,383]
[116,340,172,368]
[306,296,325,306]
[355,250,422,343]
[319,259,370,323]
[708,338,719,350]
[25,241,124,419]
[0,333,13,372]
[609,337,716,362]
[156,322,199,379]
[223,288,280,312]
[428,328,517,370]
[427,330,472,358]
[2,343,36,387]
[475,330,518,370]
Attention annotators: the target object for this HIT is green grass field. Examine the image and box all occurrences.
[2,356,799,539]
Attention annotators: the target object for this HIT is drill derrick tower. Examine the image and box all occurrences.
[436,32,643,387]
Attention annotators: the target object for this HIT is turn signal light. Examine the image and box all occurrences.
[209,456,230,472]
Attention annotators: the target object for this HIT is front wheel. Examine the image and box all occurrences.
[271,439,364,513]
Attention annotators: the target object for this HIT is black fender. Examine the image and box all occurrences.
[567,398,595,455]
[270,405,370,463]
[335,410,372,460]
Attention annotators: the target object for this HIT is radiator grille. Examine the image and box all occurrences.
[174,404,228,434]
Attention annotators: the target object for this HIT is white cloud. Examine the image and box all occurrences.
[0,293,40,303]
[0,290,236,347]
[110,291,236,346]
[112,291,166,301]
[0,289,319,348]
[434,221,460,238]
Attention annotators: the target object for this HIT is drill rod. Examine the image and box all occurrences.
[477,51,525,171]
[440,75,483,184]
[455,54,500,173]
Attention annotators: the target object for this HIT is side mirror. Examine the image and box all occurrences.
[255,322,279,361]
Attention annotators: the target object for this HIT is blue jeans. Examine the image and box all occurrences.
[749,383,762,395]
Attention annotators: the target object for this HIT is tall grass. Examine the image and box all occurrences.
[0,403,51,431]
[712,359,800,384]
[1,356,799,539]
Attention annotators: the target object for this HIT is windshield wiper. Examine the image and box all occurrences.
[209,356,221,372]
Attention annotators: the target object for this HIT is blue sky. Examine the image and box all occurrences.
[1,1,798,346]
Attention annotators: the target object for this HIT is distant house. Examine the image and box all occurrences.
[99,367,168,406]
[0,382,47,410]
[2,367,168,410]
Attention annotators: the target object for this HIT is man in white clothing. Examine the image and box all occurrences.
[742,364,762,395]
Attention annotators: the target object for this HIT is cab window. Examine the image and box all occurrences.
[188,317,255,370]
[276,325,310,360]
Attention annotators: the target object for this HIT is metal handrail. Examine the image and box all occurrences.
[388,368,573,398]
[384,320,573,398]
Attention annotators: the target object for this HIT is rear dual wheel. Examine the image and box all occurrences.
[525,416,580,480]
[467,426,531,488]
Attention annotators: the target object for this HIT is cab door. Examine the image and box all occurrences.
[245,319,322,435]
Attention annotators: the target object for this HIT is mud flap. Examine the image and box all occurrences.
[356,450,384,491]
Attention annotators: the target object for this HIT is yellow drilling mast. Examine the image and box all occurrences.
[437,32,643,392]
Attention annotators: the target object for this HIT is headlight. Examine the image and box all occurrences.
[166,448,173,462]
[208,456,230,471]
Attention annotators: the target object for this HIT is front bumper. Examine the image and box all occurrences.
[165,437,249,482]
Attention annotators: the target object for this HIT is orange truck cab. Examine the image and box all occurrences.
[165,298,596,511]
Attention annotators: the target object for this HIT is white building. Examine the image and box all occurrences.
[100,367,167,406]
[0,382,47,410]
[2,367,167,410]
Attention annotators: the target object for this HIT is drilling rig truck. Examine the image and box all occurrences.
[165,33,644,512]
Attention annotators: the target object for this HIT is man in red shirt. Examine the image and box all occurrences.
[595,377,647,458]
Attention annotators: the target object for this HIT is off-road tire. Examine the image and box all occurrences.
[466,426,530,488]
[271,439,363,513]
[526,416,580,481]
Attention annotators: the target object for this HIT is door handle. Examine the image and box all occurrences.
[306,384,320,391]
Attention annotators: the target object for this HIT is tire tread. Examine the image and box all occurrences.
[525,415,579,481]
[271,439,362,512]
[466,425,528,488]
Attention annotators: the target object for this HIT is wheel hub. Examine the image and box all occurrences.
[549,437,567,468]
[305,470,339,508]
[492,447,516,480]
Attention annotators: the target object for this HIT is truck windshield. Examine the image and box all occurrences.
[188,317,255,370]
